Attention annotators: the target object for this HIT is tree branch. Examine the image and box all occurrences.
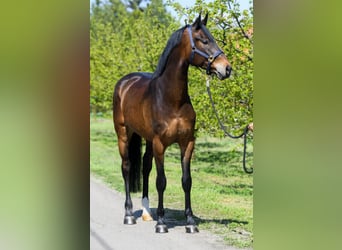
[227,0,253,44]
[233,48,253,62]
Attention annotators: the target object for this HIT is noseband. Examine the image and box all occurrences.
[187,25,223,75]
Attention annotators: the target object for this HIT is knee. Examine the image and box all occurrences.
[156,175,167,191]
[182,175,192,191]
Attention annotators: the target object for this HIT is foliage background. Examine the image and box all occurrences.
[2,1,342,250]
[90,0,253,136]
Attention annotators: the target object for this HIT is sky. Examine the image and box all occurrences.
[90,0,253,15]
[167,0,252,10]
[165,0,252,20]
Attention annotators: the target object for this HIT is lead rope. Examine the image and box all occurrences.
[206,76,253,174]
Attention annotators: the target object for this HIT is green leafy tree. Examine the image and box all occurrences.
[167,0,253,136]
[90,0,177,115]
[90,0,253,136]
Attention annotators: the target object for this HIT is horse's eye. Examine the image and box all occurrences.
[201,39,209,45]
[196,37,209,45]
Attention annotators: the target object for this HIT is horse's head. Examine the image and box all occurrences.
[186,13,232,80]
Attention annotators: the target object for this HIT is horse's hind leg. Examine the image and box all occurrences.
[142,140,153,221]
[180,139,199,233]
[117,129,136,225]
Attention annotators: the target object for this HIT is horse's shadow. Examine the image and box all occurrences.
[133,208,248,229]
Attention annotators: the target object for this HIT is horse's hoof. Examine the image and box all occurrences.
[142,213,153,221]
[185,225,199,233]
[155,224,168,233]
[123,216,136,225]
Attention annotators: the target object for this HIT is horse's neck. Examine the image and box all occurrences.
[157,47,190,105]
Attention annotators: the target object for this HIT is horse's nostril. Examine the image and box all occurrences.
[226,66,232,76]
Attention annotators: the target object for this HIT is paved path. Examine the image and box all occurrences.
[90,176,248,250]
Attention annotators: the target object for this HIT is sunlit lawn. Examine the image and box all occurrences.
[91,118,253,248]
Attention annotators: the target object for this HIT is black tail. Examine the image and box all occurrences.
[128,133,142,192]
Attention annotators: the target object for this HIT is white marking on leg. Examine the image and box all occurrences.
[141,197,153,221]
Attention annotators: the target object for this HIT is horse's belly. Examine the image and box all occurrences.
[124,110,154,141]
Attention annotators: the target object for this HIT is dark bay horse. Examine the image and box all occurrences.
[113,14,232,233]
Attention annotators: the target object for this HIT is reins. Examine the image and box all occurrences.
[186,24,253,174]
[206,77,253,174]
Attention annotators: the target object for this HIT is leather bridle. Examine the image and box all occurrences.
[187,25,223,75]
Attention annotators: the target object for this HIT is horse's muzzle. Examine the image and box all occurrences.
[216,65,232,80]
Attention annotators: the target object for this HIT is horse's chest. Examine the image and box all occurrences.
[153,103,195,142]
[162,115,195,143]
[168,117,192,137]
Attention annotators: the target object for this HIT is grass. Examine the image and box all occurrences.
[90,117,253,248]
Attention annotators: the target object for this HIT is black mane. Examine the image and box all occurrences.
[152,26,187,79]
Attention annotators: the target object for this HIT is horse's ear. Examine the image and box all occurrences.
[202,13,208,26]
[192,13,202,29]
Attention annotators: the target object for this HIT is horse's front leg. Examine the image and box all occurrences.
[180,139,199,233]
[153,137,168,233]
